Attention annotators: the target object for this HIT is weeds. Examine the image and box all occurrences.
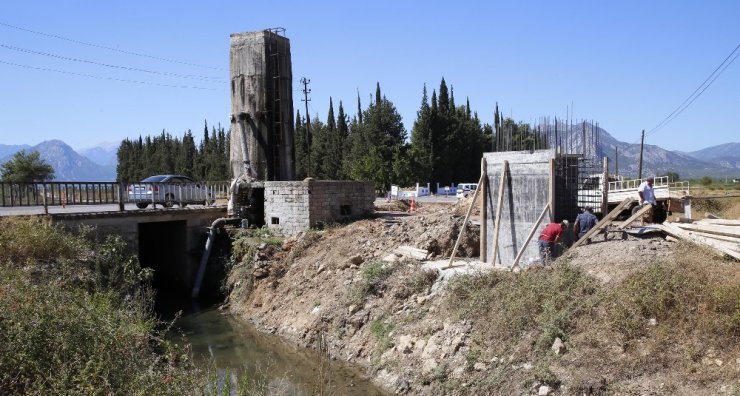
[370,319,394,352]
[0,218,204,394]
[350,260,394,305]
[447,262,596,347]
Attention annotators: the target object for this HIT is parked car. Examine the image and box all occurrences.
[128,175,214,209]
[456,183,478,198]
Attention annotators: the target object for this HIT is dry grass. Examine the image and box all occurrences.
[444,242,739,394]
[691,195,740,219]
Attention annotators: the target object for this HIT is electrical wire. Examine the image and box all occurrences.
[0,59,218,90]
[0,21,224,71]
[646,44,740,137]
[0,43,226,82]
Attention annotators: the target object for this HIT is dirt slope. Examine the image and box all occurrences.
[224,202,739,395]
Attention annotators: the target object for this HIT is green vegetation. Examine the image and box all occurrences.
[116,121,229,182]
[445,247,739,394]
[350,260,394,305]
[0,150,55,182]
[0,218,204,394]
[370,319,394,352]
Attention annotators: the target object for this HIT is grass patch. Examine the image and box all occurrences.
[0,218,204,394]
[350,260,394,305]
[447,262,597,349]
[370,319,394,352]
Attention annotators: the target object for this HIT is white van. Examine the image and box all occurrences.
[456,183,478,198]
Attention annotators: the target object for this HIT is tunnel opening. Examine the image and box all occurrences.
[139,220,232,318]
[139,221,188,296]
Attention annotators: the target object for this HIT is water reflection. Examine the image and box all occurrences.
[167,306,387,396]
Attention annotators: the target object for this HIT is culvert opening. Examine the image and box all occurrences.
[139,220,231,317]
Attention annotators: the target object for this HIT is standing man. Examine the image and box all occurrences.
[637,177,657,223]
[538,220,568,263]
[573,206,598,242]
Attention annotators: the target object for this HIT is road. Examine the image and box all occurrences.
[0,203,219,216]
[3,195,457,217]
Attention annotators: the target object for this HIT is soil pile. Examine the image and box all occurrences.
[223,203,739,395]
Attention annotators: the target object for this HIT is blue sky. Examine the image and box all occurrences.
[1,1,738,153]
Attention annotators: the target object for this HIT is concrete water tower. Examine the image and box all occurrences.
[229,28,295,181]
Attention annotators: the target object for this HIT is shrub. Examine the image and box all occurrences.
[0,219,204,394]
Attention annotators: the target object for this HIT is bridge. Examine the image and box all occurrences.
[1,180,231,296]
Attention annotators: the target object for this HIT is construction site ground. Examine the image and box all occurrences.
[223,197,740,395]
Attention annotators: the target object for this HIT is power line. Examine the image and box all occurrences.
[0,43,226,82]
[0,21,224,71]
[0,59,218,90]
[646,44,740,138]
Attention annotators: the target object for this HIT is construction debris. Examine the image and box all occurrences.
[659,218,740,260]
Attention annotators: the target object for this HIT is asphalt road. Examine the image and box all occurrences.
[3,195,456,216]
[0,203,219,216]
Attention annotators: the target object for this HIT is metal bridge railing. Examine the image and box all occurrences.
[0,181,231,211]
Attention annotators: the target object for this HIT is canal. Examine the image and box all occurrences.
[160,296,387,395]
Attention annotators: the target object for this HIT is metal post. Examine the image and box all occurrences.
[42,183,48,214]
[602,157,609,216]
[638,129,645,179]
[118,182,125,211]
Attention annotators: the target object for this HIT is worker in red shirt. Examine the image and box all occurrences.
[538,220,569,263]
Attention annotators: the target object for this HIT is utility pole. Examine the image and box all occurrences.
[637,129,645,180]
[300,77,311,177]
[615,146,619,176]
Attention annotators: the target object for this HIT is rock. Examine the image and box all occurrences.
[416,295,429,305]
[714,359,723,366]
[347,304,360,315]
[258,243,267,250]
[451,365,465,379]
[311,306,321,315]
[396,335,415,354]
[414,339,427,355]
[349,311,369,328]
[422,358,438,374]
[473,362,487,371]
[551,337,566,355]
[538,385,551,395]
[382,253,398,263]
[253,268,269,278]
[376,369,399,392]
[422,336,440,359]
[648,318,657,326]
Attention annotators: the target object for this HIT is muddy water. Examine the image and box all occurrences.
[166,303,387,395]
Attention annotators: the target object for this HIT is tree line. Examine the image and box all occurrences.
[296,78,514,192]
[116,122,229,182]
[113,78,535,191]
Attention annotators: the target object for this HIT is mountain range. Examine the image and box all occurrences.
[0,140,117,181]
[0,129,737,182]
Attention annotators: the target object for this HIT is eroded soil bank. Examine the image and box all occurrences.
[222,201,739,395]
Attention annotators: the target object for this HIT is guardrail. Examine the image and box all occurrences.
[0,181,231,212]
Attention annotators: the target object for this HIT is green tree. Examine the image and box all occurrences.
[294,110,309,179]
[699,176,713,186]
[349,83,406,191]
[664,171,680,182]
[0,150,54,182]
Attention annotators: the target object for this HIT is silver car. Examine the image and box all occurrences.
[128,175,214,209]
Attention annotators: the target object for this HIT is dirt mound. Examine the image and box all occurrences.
[223,206,739,395]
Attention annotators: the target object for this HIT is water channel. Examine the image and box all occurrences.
[159,295,387,395]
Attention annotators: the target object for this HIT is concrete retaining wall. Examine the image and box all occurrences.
[484,150,554,266]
